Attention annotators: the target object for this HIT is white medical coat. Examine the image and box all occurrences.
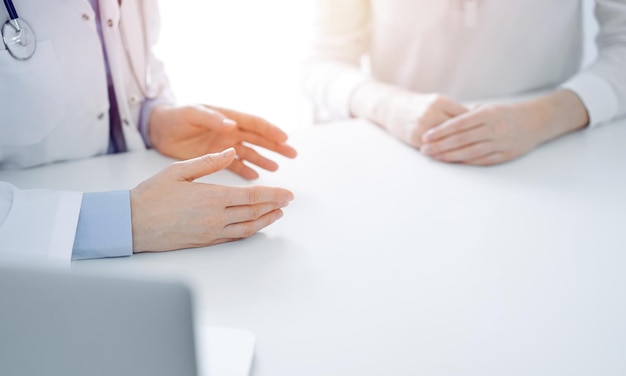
[0,0,174,261]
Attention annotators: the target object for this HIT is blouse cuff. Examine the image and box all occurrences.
[561,71,620,128]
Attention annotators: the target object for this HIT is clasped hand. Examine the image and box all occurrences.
[371,89,584,165]
[419,102,544,165]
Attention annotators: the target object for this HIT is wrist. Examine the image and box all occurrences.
[523,89,590,144]
[349,80,421,129]
[349,80,384,120]
[349,80,404,125]
[147,104,175,150]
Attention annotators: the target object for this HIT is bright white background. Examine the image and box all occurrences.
[154,0,599,131]
[154,0,316,131]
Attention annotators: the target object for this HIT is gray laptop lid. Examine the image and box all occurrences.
[0,265,198,376]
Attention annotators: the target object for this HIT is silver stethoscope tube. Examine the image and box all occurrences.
[1,0,159,98]
[2,0,36,60]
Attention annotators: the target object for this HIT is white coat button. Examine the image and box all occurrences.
[129,95,140,105]
[82,14,90,21]
[107,19,114,27]
[123,119,130,126]
[97,112,105,120]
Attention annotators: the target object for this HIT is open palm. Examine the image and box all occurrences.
[149,104,297,179]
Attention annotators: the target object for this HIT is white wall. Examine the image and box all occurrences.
[154,0,315,130]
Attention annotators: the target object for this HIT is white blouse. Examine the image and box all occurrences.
[303,0,626,126]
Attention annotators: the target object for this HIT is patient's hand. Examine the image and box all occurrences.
[149,104,297,180]
[419,90,590,165]
[350,81,468,148]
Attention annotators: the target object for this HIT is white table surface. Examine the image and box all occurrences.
[2,118,626,375]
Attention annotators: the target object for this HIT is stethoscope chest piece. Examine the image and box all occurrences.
[2,18,36,60]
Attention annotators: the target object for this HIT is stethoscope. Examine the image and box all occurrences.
[2,0,36,60]
[1,0,159,98]
[119,0,159,99]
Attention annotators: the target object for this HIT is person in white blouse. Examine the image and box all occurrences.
[303,0,626,165]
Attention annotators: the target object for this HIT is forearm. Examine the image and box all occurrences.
[303,0,371,120]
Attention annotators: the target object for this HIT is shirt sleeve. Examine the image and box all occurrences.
[138,97,173,148]
[302,0,371,121]
[71,191,133,260]
[561,0,626,127]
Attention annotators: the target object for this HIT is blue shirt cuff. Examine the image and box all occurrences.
[72,191,133,260]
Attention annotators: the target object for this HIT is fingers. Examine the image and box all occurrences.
[422,110,483,143]
[223,135,296,179]
[222,209,285,239]
[420,103,537,165]
[420,125,491,157]
[169,146,283,182]
[169,148,236,181]
[207,105,290,144]
[226,201,290,224]
[408,111,452,147]
[131,156,293,253]
[464,152,506,166]
[430,142,493,163]
[224,185,294,206]
[234,143,279,172]
[227,159,259,180]
[436,96,469,118]
[384,93,467,149]
[206,106,298,159]
[239,131,298,159]
[226,143,281,180]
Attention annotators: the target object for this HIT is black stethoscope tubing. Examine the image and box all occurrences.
[3,0,157,95]
[3,0,19,21]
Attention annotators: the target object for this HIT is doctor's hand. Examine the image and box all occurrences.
[129,148,294,253]
[350,80,468,148]
[148,105,298,180]
[419,90,590,165]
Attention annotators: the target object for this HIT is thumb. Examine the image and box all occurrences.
[440,97,469,118]
[189,104,237,130]
[172,148,236,182]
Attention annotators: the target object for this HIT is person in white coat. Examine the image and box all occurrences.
[303,0,626,165]
[0,0,297,261]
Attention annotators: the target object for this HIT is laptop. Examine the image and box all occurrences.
[0,263,255,376]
